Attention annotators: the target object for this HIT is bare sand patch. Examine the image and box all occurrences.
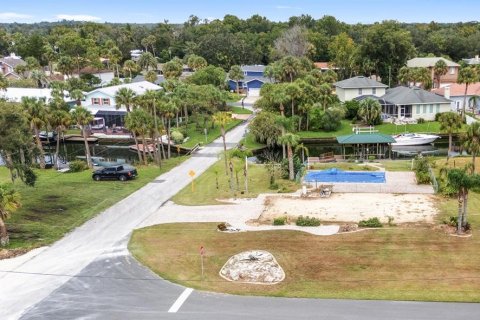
[260,193,438,224]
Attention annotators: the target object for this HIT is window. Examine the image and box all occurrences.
[91,98,100,105]
[358,88,363,95]
[436,104,440,113]
[449,67,455,75]
[429,105,433,113]
[372,88,376,95]
[102,98,110,105]
[423,105,427,113]
[416,105,421,114]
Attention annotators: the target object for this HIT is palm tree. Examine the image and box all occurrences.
[0,185,21,246]
[115,88,137,113]
[123,59,139,79]
[22,97,46,169]
[439,112,463,158]
[126,109,153,165]
[49,110,71,169]
[468,95,480,113]
[228,65,244,94]
[285,82,302,116]
[398,66,413,86]
[161,100,178,159]
[358,98,381,125]
[71,107,94,168]
[137,52,157,71]
[446,168,480,234]
[213,112,232,175]
[279,133,300,180]
[30,69,47,88]
[463,121,480,173]
[458,66,478,121]
[69,89,84,106]
[318,83,335,111]
[124,111,145,164]
[145,70,158,83]
[295,143,309,164]
[412,67,432,89]
[433,59,448,89]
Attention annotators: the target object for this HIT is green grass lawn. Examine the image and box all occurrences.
[230,106,253,114]
[172,158,298,205]
[130,218,480,302]
[298,120,462,139]
[180,119,243,149]
[239,132,266,151]
[1,156,188,249]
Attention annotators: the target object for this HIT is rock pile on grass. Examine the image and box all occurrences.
[219,250,285,284]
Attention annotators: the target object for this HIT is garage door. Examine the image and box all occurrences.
[248,88,261,97]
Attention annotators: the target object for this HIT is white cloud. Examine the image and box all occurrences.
[55,14,102,22]
[0,12,32,21]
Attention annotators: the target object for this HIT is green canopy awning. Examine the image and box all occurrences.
[336,133,396,144]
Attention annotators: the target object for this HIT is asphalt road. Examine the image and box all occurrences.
[20,248,480,320]
[0,118,250,320]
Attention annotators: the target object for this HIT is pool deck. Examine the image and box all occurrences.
[305,171,434,194]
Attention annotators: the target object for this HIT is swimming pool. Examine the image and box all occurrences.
[304,168,386,183]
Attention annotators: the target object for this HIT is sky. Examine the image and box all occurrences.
[1,0,479,24]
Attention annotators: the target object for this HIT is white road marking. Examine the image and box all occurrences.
[168,288,194,313]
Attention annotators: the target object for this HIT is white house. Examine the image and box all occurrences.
[333,76,388,102]
[82,81,161,127]
[380,86,451,121]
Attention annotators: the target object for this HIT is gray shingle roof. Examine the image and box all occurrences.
[333,76,388,89]
[407,57,459,68]
[0,56,26,69]
[381,86,451,105]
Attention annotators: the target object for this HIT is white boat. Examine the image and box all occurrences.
[392,133,440,146]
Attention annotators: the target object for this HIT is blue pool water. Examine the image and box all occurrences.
[304,168,386,183]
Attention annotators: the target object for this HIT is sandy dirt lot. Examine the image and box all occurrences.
[260,193,438,224]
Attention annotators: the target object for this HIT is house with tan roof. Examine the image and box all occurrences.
[0,53,26,79]
[406,57,460,88]
[432,83,480,112]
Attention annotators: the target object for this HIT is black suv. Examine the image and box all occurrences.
[92,165,138,181]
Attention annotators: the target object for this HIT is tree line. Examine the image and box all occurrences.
[1,15,480,84]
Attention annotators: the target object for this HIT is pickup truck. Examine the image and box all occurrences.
[92,165,138,181]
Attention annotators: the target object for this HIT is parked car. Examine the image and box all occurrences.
[92,165,138,181]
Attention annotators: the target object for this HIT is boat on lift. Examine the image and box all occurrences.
[392,133,440,146]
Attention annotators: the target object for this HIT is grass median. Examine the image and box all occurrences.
[1,156,188,249]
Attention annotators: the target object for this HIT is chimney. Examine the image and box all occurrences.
[444,86,450,99]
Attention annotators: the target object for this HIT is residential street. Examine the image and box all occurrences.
[1,98,480,319]
[0,116,250,320]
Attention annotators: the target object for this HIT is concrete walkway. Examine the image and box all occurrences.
[140,196,340,236]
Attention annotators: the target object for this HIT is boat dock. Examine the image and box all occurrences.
[63,135,99,143]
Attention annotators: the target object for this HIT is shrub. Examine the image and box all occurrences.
[273,216,287,226]
[269,182,279,190]
[69,160,88,172]
[171,130,185,144]
[414,156,431,184]
[435,112,445,122]
[358,217,383,228]
[296,215,321,227]
[417,118,426,124]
